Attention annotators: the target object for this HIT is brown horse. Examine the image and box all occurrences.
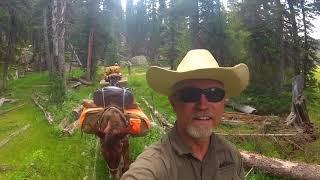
[93,106,131,179]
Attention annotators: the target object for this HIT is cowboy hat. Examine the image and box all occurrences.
[146,49,249,97]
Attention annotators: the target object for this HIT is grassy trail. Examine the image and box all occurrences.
[0,73,105,179]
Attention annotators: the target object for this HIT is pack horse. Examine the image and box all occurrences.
[79,85,151,179]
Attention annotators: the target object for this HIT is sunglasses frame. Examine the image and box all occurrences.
[174,87,225,103]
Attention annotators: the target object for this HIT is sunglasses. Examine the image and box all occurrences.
[175,87,225,103]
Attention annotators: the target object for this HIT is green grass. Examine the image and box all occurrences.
[1,66,319,180]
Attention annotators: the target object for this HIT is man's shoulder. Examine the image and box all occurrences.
[136,135,171,160]
[121,136,171,180]
[214,133,241,159]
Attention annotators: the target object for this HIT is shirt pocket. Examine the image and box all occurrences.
[216,164,240,180]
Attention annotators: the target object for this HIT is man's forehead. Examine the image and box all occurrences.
[172,79,224,90]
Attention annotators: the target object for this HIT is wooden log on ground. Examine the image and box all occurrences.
[59,117,69,130]
[31,95,54,124]
[63,120,80,136]
[226,99,257,114]
[72,104,83,119]
[71,81,82,88]
[0,103,25,115]
[0,164,14,172]
[69,77,93,85]
[0,124,30,148]
[217,133,297,137]
[240,150,320,179]
[141,97,173,129]
[0,97,18,107]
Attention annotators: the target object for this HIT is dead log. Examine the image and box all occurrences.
[71,81,82,88]
[72,104,83,119]
[69,77,93,85]
[0,103,25,115]
[240,150,320,179]
[0,97,18,106]
[217,133,297,137]
[63,120,80,136]
[59,117,69,130]
[226,99,257,114]
[0,164,14,172]
[0,124,31,148]
[141,97,173,129]
[31,95,54,124]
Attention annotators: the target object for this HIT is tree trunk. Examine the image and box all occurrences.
[86,27,95,81]
[43,8,52,73]
[241,150,320,179]
[287,0,301,75]
[300,0,309,86]
[275,0,285,93]
[51,0,66,85]
[2,6,16,90]
[191,0,200,49]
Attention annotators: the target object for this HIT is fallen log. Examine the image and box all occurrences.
[141,97,173,129]
[226,99,257,114]
[71,81,82,89]
[0,124,31,148]
[63,120,80,136]
[0,103,25,115]
[69,77,93,85]
[0,164,14,172]
[240,150,320,179]
[72,104,83,119]
[31,95,54,124]
[217,133,297,137]
[0,97,18,107]
[59,117,69,130]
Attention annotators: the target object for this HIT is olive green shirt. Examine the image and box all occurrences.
[121,126,244,180]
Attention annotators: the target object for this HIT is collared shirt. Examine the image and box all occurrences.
[121,125,244,180]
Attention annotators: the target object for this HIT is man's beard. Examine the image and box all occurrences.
[186,124,212,139]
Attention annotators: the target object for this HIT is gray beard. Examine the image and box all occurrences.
[186,124,212,139]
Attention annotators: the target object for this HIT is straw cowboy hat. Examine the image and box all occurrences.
[146,49,249,97]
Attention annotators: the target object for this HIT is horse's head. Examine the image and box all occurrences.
[99,106,130,179]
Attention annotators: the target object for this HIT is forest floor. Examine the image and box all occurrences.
[0,66,319,179]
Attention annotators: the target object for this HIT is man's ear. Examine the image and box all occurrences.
[168,95,176,112]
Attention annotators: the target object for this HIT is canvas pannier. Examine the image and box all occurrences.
[93,86,135,108]
[79,107,105,134]
[125,107,151,136]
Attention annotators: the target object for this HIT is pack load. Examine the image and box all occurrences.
[126,107,151,136]
[79,102,151,136]
[93,86,135,108]
[104,65,120,77]
[79,107,105,134]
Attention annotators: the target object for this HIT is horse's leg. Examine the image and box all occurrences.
[122,138,130,172]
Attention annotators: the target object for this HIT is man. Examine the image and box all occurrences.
[121,49,249,180]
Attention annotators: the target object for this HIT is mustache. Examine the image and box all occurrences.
[191,112,215,119]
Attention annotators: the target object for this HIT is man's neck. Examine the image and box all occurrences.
[179,130,211,161]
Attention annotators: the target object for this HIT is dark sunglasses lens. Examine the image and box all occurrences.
[205,88,225,102]
[177,88,201,102]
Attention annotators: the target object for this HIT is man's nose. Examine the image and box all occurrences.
[196,94,209,110]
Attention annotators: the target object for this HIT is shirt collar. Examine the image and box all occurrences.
[168,124,216,157]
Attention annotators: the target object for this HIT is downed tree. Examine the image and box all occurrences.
[69,77,93,85]
[63,119,80,136]
[226,99,257,114]
[0,124,31,148]
[141,97,173,129]
[241,150,320,180]
[0,97,18,107]
[31,94,54,124]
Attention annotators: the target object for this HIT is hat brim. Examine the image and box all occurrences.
[146,63,249,97]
